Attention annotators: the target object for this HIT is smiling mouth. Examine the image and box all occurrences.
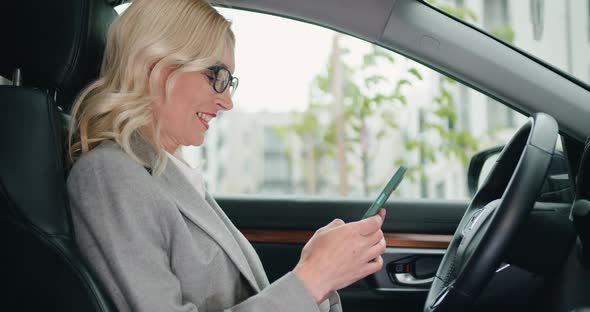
[196,112,215,130]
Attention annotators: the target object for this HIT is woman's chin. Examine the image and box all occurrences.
[187,135,205,147]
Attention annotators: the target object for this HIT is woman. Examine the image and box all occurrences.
[67,0,387,311]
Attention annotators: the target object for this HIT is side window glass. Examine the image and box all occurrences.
[476,135,573,203]
[112,4,572,202]
[0,76,11,85]
[174,8,533,200]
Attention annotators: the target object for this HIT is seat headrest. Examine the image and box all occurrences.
[0,0,117,110]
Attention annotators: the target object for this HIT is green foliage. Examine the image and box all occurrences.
[338,46,425,195]
[425,0,477,22]
[433,87,457,126]
[426,0,477,22]
[395,0,484,185]
[408,68,423,80]
[427,0,516,44]
[491,23,515,43]
[278,24,483,196]
[279,41,424,196]
[408,76,479,172]
[363,47,396,67]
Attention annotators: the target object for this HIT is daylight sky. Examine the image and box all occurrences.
[114,4,402,113]
[219,8,334,113]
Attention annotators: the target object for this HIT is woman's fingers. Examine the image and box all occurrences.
[363,229,384,248]
[363,237,386,262]
[359,255,384,277]
[354,214,383,236]
[294,213,387,297]
[331,218,346,226]
[318,218,345,233]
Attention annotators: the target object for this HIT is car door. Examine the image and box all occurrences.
[218,198,462,311]
[164,5,575,311]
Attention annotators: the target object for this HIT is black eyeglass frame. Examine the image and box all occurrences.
[205,65,239,95]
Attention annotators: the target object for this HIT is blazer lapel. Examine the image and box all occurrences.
[154,158,261,293]
[205,193,271,289]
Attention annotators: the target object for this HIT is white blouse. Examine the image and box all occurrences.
[166,151,207,198]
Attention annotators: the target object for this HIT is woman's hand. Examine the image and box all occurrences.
[293,208,387,303]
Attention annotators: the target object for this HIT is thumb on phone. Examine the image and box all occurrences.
[378,208,386,220]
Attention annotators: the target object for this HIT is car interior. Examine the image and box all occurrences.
[1,0,590,311]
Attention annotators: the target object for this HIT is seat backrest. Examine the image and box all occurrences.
[572,138,590,268]
[0,0,118,310]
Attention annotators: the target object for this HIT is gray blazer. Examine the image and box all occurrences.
[67,138,342,312]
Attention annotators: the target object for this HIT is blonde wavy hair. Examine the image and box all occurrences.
[68,0,234,174]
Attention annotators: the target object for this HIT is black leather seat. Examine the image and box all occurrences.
[0,0,118,310]
[573,138,590,268]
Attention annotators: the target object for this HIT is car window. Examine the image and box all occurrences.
[425,0,590,88]
[173,7,534,201]
[113,5,554,201]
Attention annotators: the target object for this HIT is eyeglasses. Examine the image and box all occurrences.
[204,65,239,96]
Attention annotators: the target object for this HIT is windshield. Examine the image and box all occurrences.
[426,0,590,88]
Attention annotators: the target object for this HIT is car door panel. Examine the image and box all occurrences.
[218,197,575,312]
[218,196,459,311]
[219,197,468,233]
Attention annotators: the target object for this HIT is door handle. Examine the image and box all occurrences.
[394,273,434,285]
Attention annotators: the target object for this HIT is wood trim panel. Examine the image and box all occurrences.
[241,229,451,249]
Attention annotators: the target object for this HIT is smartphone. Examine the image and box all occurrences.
[361,165,407,219]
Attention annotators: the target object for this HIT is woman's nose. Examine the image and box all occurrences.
[219,90,234,111]
[217,98,233,111]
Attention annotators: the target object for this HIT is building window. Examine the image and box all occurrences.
[530,0,544,41]
[484,0,510,30]
[458,85,470,132]
[435,182,446,199]
[487,98,515,130]
[262,127,292,193]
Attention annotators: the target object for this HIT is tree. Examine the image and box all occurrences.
[277,2,507,197]
[277,36,424,197]
[406,0,518,196]
[342,45,422,196]
[274,101,333,195]
[405,76,478,169]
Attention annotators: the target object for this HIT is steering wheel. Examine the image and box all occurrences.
[423,113,558,311]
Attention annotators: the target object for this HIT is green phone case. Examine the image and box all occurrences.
[361,165,407,219]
